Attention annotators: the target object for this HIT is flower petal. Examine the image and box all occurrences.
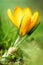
[19,16,31,36]
[14,6,23,27]
[28,11,39,32]
[19,7,32,36]
[23,7,32,17]
[7,9,18,27]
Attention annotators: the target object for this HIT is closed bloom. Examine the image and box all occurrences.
[7,6,39,36]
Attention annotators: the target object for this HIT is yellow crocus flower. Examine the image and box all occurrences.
[7,6,39,36]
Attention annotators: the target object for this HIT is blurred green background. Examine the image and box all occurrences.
[0,0,43,65]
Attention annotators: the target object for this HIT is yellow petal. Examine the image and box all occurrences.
[7,9,18,27]
[14,6,23,27]
[23,7,32,17]
[19,16,31,36]
[19,7,32,36]
[28,11,39,32]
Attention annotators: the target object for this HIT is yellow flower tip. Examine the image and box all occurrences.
[7,9,18,27]
[31,11,39,27]
[14,6,20,11]
[23,7,32,17]
[7,9,13,22]
[31,11,39,23]
[14,6,23,27]
[7,9,11,17]
[28,11,39,33]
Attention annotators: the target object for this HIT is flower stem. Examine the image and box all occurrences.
[1,34,28,62]
[14,35,21,46]
[15,34,28,48]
